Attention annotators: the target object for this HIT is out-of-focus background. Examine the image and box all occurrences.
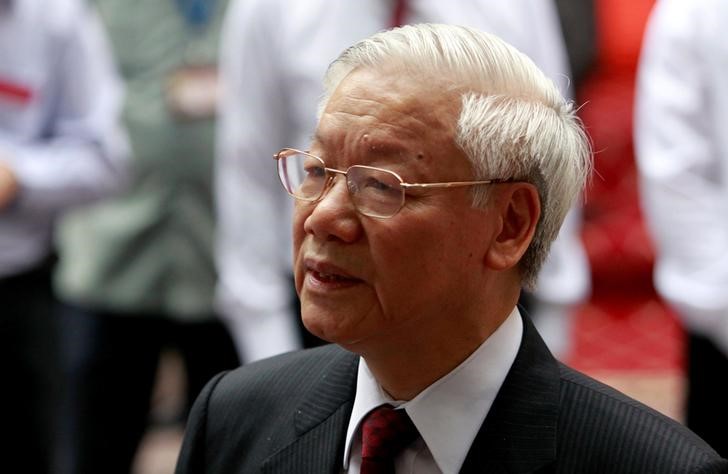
[2,0,726,473]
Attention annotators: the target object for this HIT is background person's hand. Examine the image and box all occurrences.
[0,160,19,210]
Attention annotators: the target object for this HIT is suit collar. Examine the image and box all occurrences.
[261,312,560,474]
[262,346,359,474]
[461,312,560,473]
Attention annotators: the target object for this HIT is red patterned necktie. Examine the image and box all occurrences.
[360,405,419,474]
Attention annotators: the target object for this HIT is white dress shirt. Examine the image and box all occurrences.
[216,0,583,361]
[0,0,127,277]
[343,308,523,474]
[635,0,728,354]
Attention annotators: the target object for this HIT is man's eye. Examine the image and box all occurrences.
[364,176,393,191]
[304,165,326,178]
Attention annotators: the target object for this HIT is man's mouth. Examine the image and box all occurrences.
[311,270,357,283]
[304,259,362,289]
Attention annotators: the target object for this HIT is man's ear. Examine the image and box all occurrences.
[484,183,540,271]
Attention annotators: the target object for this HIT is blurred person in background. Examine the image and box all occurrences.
[216,0,589,363]
[635,0,728,457]
[52,1,239,473]
[0,0,127,472]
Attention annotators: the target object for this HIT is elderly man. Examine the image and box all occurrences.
[175,24,727,473]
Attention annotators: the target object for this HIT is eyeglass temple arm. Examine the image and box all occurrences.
[400,179,511,189]
[271,151,512,190]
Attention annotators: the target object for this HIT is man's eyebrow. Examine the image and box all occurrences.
[362,141,409,156]
[309,131,414,160]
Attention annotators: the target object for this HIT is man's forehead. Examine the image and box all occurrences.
[312,125,414,161]
[324,77,420,121]
[315,69,459,148]
[336,66,460,109]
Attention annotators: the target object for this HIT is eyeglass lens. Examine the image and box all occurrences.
[277,150,405,218]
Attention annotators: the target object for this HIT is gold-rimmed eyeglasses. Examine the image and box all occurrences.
[274,148,511,219]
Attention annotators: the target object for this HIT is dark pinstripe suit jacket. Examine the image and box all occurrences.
[175,315,728,473]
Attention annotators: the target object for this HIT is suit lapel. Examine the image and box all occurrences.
[461,313,560,474]
[262,347,359,474]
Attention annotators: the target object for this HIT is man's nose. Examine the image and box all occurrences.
[302,176,362,242]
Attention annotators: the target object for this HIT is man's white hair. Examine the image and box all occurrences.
[319,23,591,287]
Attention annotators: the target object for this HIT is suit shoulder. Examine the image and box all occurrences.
[557,364,726,471]
[209,345,354,411]
[178,345,358,472]
[181,345,356,471]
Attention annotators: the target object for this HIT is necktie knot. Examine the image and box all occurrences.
[360,405,419,473]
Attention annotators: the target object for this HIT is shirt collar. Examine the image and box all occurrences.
[343,307,523,474]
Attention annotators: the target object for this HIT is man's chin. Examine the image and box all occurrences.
[301,311,371,349]
[301,313,336,344]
